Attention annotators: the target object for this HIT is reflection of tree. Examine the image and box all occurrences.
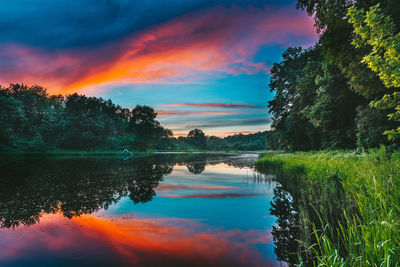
[270,175,357,266]
[0,157,173,228]
[270,186,300,265]
[186,162,206,174]
[128,158,173,204]
[0,153,260,229]
[152,153,257,174]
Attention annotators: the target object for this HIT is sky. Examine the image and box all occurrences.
[0,0,318,136]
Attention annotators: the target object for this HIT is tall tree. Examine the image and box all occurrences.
[186,129,207,149]
[348,4,400,140]
[268,47,321,151]
[128,105,171,151]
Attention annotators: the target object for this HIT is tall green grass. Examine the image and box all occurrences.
[256,147,400,266]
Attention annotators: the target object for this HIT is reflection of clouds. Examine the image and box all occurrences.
[0,213,277,267]
[162,193,264,198]
[156,184,238,191]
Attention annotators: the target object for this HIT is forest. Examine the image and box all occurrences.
[255,1,400,265]
[267,0,400,151]
[0,84,267,152]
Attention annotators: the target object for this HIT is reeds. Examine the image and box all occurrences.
[256,147,400,266]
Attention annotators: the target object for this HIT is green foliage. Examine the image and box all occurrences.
[223,132,268,151]
[297,0,389,100]
[255,148,400,266]
[265,1,400,150]
[307,61,362,148]
[0,84,170,152]
[355,105,393,149]
[268,46,362,151]
[268,47,321,151]
[348,4,400,140]
[162,131,268,151]
[348,4,400,89]
[264,3,400,264]
[0,84,268,152]
[128,105,171,151]
[186,129,207,149]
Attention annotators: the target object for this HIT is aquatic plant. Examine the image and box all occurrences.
[256,147,400,266]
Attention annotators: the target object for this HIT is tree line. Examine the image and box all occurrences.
[0,84,267,152]
[267,0,400,151]
[166,129,268,151]
[0,84,171,151]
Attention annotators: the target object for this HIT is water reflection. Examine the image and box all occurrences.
[268,172,357,266]
[270,186,300,265]
[0,153,285,266]
[0,213,275,267]
[0,154,256,228]
[0,156,172,228]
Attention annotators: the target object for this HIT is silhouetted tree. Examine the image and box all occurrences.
[187,129,207,149]
[128,105,171,151]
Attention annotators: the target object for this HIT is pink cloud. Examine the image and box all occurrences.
[157,110,240,116]
[156,184,238,191]
[162,193,263,198]
[0,213,277,266]
[0,5,317,94]
[164,103,263,108]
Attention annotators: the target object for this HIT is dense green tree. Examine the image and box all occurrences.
[265,131,281,150]
[0,84,50,150]
[128,105,171,151]
[62,93,128,149]
[296,0,400,145]
[186,129,207,149]
[296,0,391,100]
[268,47,321,151]
[268,46,364,150]
[0,91,24,149]
[0,84,172,152]
[305,62,363,148]
[223,132,267,151]
[355,106,393,149]
[348,4,400,140]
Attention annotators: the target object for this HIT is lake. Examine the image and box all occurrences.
[0,153,289,267]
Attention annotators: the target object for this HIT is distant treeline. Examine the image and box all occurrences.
[163,129,268,151]
[0,84,267,152]
[267,1,400,151]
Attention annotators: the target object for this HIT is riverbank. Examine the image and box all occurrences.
[0,150,263,156]
[255,148,400,266]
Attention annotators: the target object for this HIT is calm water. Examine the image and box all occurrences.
[0,153,288,267]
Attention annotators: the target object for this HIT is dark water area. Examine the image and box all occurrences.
[0,153,294,267]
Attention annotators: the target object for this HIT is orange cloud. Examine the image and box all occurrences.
[0,5,316,94]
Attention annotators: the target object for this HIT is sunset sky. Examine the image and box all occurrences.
[0,0,317,136]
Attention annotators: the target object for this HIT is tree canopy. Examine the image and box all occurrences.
[0,84,170,151]
[348,4,400,140]
[265,0,400,151]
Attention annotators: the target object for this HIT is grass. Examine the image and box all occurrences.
[255,147,400,266]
